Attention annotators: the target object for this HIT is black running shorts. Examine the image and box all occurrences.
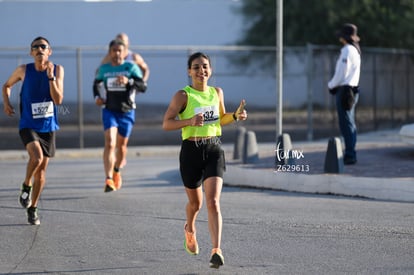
[19,128,56,157]
[179,138,226,189]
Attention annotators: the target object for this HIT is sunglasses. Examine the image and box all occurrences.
[31,44,49,50]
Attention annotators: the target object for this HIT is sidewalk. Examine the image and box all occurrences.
[1,130,413,202]
[225,129,414,202]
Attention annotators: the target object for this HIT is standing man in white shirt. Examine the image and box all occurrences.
[328,23,361,165]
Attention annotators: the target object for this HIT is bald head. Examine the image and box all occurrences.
[116,33,130,47]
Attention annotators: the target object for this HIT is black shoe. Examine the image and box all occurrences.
[344,158,357,165]
[210,248,224,269]
[19,183,32,209]
[27,206,40,225]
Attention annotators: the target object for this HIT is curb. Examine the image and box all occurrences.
[225,165,414,203]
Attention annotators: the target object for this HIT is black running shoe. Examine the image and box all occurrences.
[19,183,32,209]
[27,206,40,225]
[210,248,224,269]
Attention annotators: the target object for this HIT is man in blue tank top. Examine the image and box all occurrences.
[93,39,146,193]
[2,36,64,225]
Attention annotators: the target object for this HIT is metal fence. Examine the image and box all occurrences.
[1,45,413,148]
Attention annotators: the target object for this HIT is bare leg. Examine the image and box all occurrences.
[103,127,117,179]
[184,186,203,233]
[23,141,44,187]
[115,133,129,170]
[31,156,50,207]
[204,176,223,249]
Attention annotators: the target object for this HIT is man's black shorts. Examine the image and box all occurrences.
[179,138,226,189]
[19,128,56,157]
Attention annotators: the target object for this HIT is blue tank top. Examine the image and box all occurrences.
[19,63,59,132]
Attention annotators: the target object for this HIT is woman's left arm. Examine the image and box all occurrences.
[216,87,247,126]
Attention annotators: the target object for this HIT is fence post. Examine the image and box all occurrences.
[306,43,314,141]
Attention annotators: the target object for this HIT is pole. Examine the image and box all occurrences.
[306,43,314,141]
[76,48,84,149]
[276,0,283,139]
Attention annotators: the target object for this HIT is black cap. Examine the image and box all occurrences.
[336,23,360,42]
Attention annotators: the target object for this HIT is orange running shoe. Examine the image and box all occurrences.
[104,178,116,193]
[113,171,122,190]
[184,223,199,255]
[210,248,224,268]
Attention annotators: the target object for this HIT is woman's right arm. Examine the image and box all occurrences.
[162,90,203,131]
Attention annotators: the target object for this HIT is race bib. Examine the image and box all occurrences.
[106,77,126,92]
[194,105,219,124]
[31,101,54,119]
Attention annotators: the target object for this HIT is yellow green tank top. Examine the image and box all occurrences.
[179,85,222,140]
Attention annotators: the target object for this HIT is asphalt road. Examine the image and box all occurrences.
[1,155,413,274]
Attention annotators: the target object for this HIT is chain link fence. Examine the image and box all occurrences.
[1,45,413,149]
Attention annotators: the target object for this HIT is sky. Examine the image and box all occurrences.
[0,0,244,47]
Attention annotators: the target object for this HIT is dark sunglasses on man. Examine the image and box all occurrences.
[31,44,49,50]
